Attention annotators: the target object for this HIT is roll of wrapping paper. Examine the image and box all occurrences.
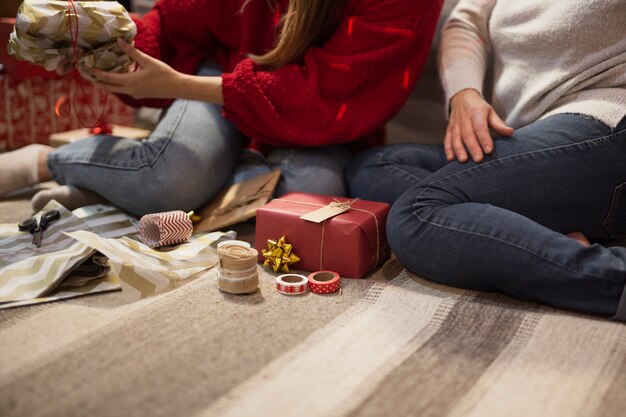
[275,274,309,295]
[139,211,193,248]
[217,244,259,294]
[308,270,341,294]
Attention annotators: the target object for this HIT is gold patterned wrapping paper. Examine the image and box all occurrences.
[67,230,230,301]
[7,0,136,75]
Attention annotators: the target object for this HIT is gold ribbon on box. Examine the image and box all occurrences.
[277,198,382,271]
[262,235,301,273]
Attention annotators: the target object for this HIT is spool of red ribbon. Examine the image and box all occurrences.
[307,270,341,294]
[276,274,309,295]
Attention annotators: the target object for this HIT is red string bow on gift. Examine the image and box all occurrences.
[54,0,113,136]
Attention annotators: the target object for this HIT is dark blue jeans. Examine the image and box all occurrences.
[347,114,626,320]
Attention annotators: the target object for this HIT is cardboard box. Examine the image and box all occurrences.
[255,193,390,278]
[49,125,150,147]
[194,170,281,233]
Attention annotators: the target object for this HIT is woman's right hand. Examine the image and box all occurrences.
[445,89,514,163]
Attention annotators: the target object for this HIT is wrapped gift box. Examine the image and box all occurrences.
[255,192,390,278]
[1,17,54,79]
[1,15,138,151]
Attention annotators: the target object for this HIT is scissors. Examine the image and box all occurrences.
[18,209,61,248]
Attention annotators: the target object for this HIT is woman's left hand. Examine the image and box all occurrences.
[89,38,182,99]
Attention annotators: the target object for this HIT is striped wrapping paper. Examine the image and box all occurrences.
[0,201,138,308]
[0,200,229,305]
[67,229,229,301]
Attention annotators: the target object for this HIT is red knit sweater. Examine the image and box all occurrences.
[123,0,442,150]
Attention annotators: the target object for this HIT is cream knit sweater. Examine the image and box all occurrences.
[439,0,626,129]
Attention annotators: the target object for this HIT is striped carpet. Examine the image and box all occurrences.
[0,198,625,417]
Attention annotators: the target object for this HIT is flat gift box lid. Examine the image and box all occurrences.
[49,125,151,147]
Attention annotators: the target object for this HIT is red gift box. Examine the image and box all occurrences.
[0,75,135,151]
[254,193,390,278]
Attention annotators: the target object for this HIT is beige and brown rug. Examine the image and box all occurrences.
[0,195,625,417]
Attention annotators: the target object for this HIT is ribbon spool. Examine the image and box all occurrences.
[276,274,309,295]
[217,240,251,249]
[218,244,259,294]
[139,210,193,248]
[308,270,340,294]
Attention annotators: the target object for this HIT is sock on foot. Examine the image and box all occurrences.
[31,185,106,212]
[0,144,52,196]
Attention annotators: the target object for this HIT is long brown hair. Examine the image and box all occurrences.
[242,0,347,68]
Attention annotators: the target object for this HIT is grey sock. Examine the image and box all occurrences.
[31,185,106,212]
[0,144,52,196]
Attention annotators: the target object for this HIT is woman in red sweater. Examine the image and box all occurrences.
[0,0,442,215]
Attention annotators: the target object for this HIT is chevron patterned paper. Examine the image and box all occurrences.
[0,200,138,307]
[138,210,193,248]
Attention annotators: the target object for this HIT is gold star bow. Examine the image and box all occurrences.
[262,235,300,273]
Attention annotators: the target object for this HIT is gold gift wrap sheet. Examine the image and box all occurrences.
[8,0,136,74]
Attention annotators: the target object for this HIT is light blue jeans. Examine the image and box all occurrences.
[47,63,351,215]
[347,114,626,321]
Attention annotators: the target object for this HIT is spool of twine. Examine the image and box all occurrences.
[217,244,259,294]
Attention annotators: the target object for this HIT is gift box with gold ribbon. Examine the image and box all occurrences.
[254,193,390,279]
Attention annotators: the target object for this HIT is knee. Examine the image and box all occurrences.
[274,147,352,197]
[387,189,423,264]
[346,146,396,203]
[117,169,217,216]
[386,184,449,277]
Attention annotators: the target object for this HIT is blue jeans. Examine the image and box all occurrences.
[347,114,626,320]
[47,63,351,215]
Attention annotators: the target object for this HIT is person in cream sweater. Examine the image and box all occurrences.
[348,0,626,320]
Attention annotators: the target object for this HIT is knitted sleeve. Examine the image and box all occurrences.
[438,0,496,110]
[221,0,443,147]
[117,0,220,108]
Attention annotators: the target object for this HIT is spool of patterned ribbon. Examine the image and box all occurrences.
[275,274,309,295]
[308,270,341,294]
[138,210,193,248]
[218,244,259,294]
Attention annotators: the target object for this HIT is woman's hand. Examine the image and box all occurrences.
[89,38,182,99]
[445,89,514,163]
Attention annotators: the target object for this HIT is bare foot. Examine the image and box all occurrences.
[566,231,590,247]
